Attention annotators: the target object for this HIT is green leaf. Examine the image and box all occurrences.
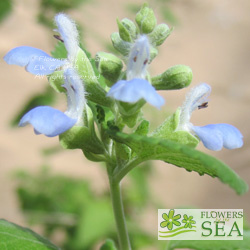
[100,239,117,250]
[0,219,59,249]
[168,229,250,250]
[109,131,248,195]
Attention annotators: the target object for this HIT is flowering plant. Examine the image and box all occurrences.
[3,4,248,250]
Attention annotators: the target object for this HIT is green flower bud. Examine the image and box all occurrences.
[95,52,123,86]
[121,18,137,40]
[111,32,131,55]
[151,65,193,90]
[117,19,132,42]
[135,3,157,34]
[148,24,172,46]
[75,48,114,107]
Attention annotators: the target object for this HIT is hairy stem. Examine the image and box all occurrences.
[109,178,131,250]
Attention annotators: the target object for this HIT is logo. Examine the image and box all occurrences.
[158,209,243,240]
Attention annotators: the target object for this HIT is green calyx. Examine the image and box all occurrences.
[116,18,138,43]
[95,52,123,86]
[120,18,137,40]
[135,3,157,34]
[152,65,193,90]
[59,125,105,154]
[117,100,145,128]
[111,32,131,56]
[75,48,114,107]
[151,108,199,148]
[148,24,172,46]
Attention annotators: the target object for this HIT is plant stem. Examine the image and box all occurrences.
[109,178,131,250]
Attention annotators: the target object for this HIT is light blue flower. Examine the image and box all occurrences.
[192,124,243,151]
[19,68,86,137]
[107,35,165,109]
[19,106,77,137]
[4,13,79,75]
[177,83,243,151]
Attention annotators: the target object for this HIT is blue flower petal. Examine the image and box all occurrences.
[4,46,65,75]
[19,106,76,137]
[213,124,243,149]
[107,78,165,108]
[192,124,243,151]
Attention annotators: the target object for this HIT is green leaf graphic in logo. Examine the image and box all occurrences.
[182,214,196,228]
[160,209,181,230]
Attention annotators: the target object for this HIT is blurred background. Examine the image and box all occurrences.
[0,0,250,249]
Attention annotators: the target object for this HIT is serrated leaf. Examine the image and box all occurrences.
[0,219,59,250]
[110,131,248,195]
[168,229,250,250]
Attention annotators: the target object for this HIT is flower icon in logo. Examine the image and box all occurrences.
[160,209,181,230]
[182,214,196,229]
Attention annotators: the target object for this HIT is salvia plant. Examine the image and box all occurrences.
[3,3,248,250]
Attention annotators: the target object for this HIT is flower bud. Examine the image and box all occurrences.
[111,32,131,55]
[121,18,137,40]
[148,24,172,46]
[95,52,123,86]
[116,19,132,42]
[135,3,157,34]
[117,19,132,42]
[151,65,193,90]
